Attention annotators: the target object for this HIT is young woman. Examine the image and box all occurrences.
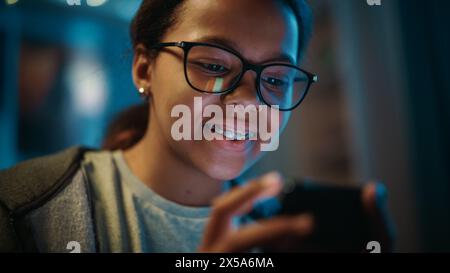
[0,0,393,253]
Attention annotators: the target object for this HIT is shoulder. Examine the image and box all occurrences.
[0,146,99,252]
[0,146,95,211]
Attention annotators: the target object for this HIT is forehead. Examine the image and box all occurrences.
[164,0,299,64]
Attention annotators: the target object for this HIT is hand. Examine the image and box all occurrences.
[198,172,314,252]
[362,182,396,252]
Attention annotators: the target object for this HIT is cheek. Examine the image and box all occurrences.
[262,108,291,135]
[151,55,190,107]
[151,69,194,130]
[279,112,290,133]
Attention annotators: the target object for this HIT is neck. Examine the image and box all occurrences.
[123,117,225,207]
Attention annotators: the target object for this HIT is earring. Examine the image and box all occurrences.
[138,87,149,101]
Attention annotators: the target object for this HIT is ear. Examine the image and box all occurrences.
[132,44,153,95]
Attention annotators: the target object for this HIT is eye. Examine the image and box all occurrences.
[262,76,288,88]
[204,63,226,72]
[194,62,229,74]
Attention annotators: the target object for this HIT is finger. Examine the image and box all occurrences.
[214,214,314,252]
[200,172,283,249]
[362,182,396,252]
[212,172,283,216]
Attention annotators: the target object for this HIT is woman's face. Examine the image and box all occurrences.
[142,0,299,181]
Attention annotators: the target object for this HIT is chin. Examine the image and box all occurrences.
[203,163,246,181]
[199,152,263,182]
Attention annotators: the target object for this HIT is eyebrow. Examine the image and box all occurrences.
[192,36,297,65]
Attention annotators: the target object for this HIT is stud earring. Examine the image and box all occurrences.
[138,87,149,101]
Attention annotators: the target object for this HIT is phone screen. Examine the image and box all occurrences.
[249,179,371,252]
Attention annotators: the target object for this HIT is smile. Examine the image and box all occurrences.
[205,124,257,141]
[170,97,280,151]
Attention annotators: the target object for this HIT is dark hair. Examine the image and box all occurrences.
[102,103,149,150]
[130,0,313,59]
[103,0,313,150]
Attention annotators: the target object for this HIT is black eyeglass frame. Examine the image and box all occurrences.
[151,41,318,111]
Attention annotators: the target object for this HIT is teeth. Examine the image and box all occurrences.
[224,130,236,139]
[204,123,256,140]
[233,131,247,141]
[216,126,247,140]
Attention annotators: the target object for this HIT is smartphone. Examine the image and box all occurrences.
[248,178,371,253]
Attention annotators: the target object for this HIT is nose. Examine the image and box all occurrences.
[220,70,260,108]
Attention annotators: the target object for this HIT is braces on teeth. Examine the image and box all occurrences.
[205,124,256,140]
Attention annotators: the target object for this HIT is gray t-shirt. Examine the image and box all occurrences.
[81,150,242,253]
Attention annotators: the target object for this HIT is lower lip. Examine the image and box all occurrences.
[208,132,254,153]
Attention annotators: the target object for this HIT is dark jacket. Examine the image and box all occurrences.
[0,147,98,253]
[0,147,303,253]
[0,146,248,253]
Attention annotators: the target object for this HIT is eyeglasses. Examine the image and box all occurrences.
[151,41,318,111]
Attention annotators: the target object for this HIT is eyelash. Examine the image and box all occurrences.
[194,62,229,74]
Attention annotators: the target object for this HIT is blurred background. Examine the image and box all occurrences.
[0,0,449,252]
